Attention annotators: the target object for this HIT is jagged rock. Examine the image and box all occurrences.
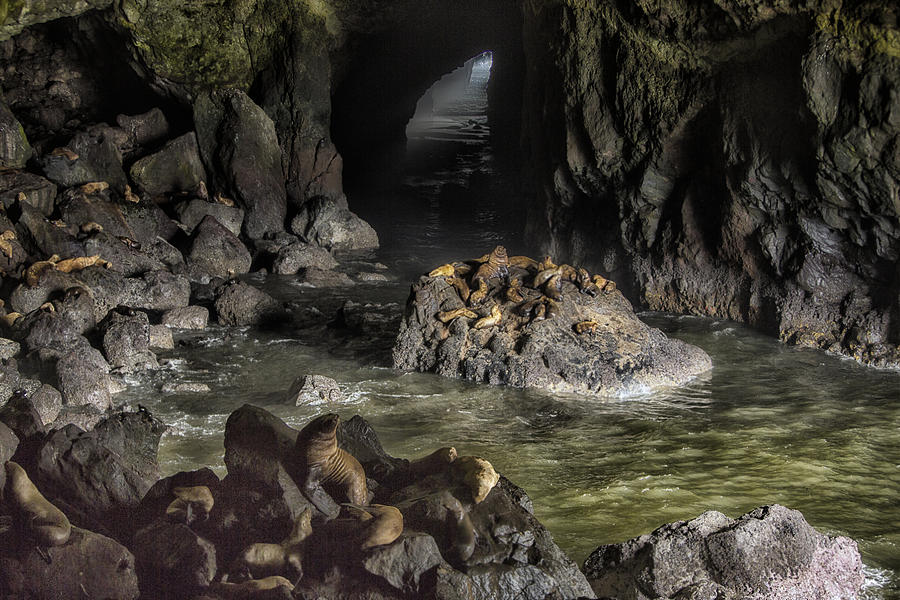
[272,241,338,275]
[16,308,89,357]
[0,338,19,360]
[59,187,134,239]
[49,405,106,431]
[0,95,32,169]
[176,198,245,237]
[583,505,864,600]
[213,280,281,327]
[8,269,85,315]
[393,271,711,395]
[362,531,444,593]
[149,324,174,350]
[0,169,56,214]
[297,266,355,287]
[50,283,97,334]
[117,108,170,148]
[29,383,62,426]
[100,308,158,372]
[194,89,287,240]
[133,520,217,599]
[117,199,181,244]
[0,527,139,600]
[15,200,85,258]
[122,270,192,312]
[82,230,168,276]
[162,305,209,329]
[284,374,344,405]
[54,345,114,410]
[0,389,45,440]
[0,359,43,403]
[130,132,207,196]
[33,409,165,537]
[40,124,128,191]
[291,196,379,251]
[187,215,252,282]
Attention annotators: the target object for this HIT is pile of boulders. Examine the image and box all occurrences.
[393,246,712,395]
[0,403,597,599]
[0,98,382,428]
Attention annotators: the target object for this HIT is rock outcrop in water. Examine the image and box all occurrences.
[583,504,864,600]
[394,248,711,395]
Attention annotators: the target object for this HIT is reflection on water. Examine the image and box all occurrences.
[120,73,900,598]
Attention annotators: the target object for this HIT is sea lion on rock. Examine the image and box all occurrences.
[437,308,478,323]
[446,276,471,302]
[508,255,539,271]
[471,245,509,284]
[343,504,404,550]
[428,264,456,278]
[408,447,458,479]
[468,278,489,306]
[3,461,71,546]
[473,304,502,330]
[166,485,215,525]
[209,575,294,599]
[293,413,368,513]
[228,508,311,581]
[574,320,599,334]
[451,456,500,504]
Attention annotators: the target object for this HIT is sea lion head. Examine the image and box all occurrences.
[488,245,508,267]
[296,413,341,456]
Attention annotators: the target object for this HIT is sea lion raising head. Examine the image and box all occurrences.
[294,413,369,513]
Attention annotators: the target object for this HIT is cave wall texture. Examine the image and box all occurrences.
[1,0,898,366]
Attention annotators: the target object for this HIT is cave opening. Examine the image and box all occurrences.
[330,4,527,277]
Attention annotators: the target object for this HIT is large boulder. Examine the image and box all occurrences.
[193,89,287,240]
[54,346,114,411]
[0,169,56,214]
[133,521,217,599]
[393,256,711,396]
[16,201,85,258]
[121,270,192,312]
[291,196,379,251]
[272,240,338,275]
[0,527,140,600]
[583,505,864,600]
[186,215,252,282]
[284,374,344,405]
[175,197,244,236]
[99,308,157,372]
[161,305,209,329]
[116,108,170,149]
[40,124,128,192]
[33,409,166,537]
[129,132,207,197]
[213,280,281,327]
[0,95,32,169]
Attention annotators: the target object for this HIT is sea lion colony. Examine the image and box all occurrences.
[0,412,498,594]
[429,245,616,334]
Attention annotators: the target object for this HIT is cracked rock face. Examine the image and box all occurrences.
[522,1,900,367]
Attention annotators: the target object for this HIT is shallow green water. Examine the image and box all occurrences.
[120,278,900,599]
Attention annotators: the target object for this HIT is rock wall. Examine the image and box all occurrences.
[521,1,900,366]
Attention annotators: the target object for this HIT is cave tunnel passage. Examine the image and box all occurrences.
[331,3,528,277]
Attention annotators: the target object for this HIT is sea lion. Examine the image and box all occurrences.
[533,266,560,289]
[229,508,311,581]
[293,413,368,513]
[4,461,71,546]
[473,304,502,329]
[544,274,563,301]
[50,147,79,161]
[508,255,539,271]
[538,255,557,271]
[439,491,476,564]
[38,301,55,313]
[79,181,109,195]
[408,446,457,479]
[471,245,509,283]
[451,456,500,504]
[24,257,59,287]
[0,230,15,259]
[79,221,104,235]
[209,576,294,599]
[574,320,599,334]
[344,504,404,550]
[123,184,141,203]
[1,312,22,327]
[437,308,478,323]
[447,276,471,302]
[55,255,111,273]
[468,278,489,306]
[505,278,525,303]
[593,274,616,292]
[428,263,456,278]
[166,485,215,525]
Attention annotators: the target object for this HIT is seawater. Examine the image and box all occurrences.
[122,69,899,598]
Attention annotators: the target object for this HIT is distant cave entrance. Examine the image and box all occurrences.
[331,6,526,275]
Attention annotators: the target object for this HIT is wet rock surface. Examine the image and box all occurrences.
[583,504,864,600]
[394,249,711,395]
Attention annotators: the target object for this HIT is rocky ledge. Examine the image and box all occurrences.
[0,402,865,599]
[393,246,712,395]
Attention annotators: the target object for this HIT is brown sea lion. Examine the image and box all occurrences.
[471,245,509,283]
[473,304,502,330]
[79,181,109,195]
[544,274,563,301]
[437,308,478,323]
[408,446,457,479]
[533,266,560,289]
[1,312,22,327]
[0,230,15,259]
[4,461,71,546]
[344,504,404,550]
[505,278,525,302]
[24,256,59,287]
[166,485,215,525]
[79,221,104,235]
[209,576,294,599]
[229,508,311,581]
[447,275,471,302]
[293,413,368,513]
[55,255,111,273]
[428,263,456,278]
[508,255,539,271]
[123,184,141,203]
[451,456,500,504]
[574,320,599,334]
[468,278,489,306]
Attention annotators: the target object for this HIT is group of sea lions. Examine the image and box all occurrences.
[428,245,616,333]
